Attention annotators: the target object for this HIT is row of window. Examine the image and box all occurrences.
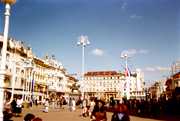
[84,76,124,80]
[84,88,119,92]
[84,80,124,84]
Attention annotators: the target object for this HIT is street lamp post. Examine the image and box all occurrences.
[0,0,16,121]
[77,35,90,99]
[121,53,131,100]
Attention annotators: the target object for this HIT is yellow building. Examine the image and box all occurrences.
[0,35,70,103]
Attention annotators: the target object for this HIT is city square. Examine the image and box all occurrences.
[11,106,170,121]
[0,0,180,121]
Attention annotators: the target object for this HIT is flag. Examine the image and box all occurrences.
[124,82,127,88]
[125,67,131,77]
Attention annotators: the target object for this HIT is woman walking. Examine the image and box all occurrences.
[111,104,130,121]
[91,99,107,121]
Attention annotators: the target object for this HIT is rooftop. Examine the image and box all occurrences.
[84,71,124,77]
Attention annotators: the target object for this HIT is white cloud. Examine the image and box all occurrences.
[156,66,171,71]
[130,14,142,19]
[92,48,104,56]
[121,49,149,57]
[139,49,149,54]
[144,66,171,72]
[121,2,127,10]
[145,67,156,72]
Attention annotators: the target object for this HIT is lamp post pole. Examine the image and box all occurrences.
[81,45,85,98]
[0,0,16,121]
[77,35,90,99]
[121,53,130,100]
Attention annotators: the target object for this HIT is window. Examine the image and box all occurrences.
[103,82,105,86]
[21,79,24,86]
[100,82,102,86]
[6,53,10,61]
[5,65,8,70]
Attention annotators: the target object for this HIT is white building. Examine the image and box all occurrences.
[83,70,145,100]
[0,35,70,102]
[129,69,145,99]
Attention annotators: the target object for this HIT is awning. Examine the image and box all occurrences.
[32,92,44,96]
[5,89,30,95]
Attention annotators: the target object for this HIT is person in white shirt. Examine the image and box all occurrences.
[72,98,76,111]
[16,96,23,116]
[43,99,49,113]
[89,99,95,116]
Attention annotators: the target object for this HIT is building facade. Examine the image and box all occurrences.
[165,61,180,99]
[83,70,145,100]
[166,72,180,99]
[148,80,166,100]
[171,60,180,75]
[0,35,71,102]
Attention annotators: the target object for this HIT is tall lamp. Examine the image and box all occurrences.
[0,0,16,121]
[77,35,90,99]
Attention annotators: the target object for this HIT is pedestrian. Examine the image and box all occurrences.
[110,97,115,108]
[43,98,49,113]
[89,98,95,117]
[24,113,35,121]
[29,99,33,108]
[69,97,73,111]
[111,104,130,121]
[3,99,13,121]
[91,99,107,121]
[16,96,23,116]
[81,99,88,117]
[60,97,63,108]
[72,98,76,111]
[35,99,38,106]
[11,98,16,114]
[52,98,55,109]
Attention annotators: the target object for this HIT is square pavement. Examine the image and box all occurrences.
[11,105,164,121]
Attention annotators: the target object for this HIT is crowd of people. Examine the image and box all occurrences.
[3,96,23,121]
[78,97,130,121]
[124,96,180,119]
[3,94,180,121]
[3,95,44,121]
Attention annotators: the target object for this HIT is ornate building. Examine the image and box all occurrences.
[0,35,34,101]
[165,61,180,99]
[83,70,145,100]
[0,35,71,102]
[166,72,180,99]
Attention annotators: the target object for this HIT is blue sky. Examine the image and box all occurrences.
[0,0,180,85]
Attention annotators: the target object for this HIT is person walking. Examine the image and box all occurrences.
[81,99,88,117]
[72,98,76,111]
[111,104,130,121]
[91,99,107,121]
[11,98,17,115]
[69,97,73,111]
[16,96,23,117]
[89,98,95,117]
[43,99,49,113]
